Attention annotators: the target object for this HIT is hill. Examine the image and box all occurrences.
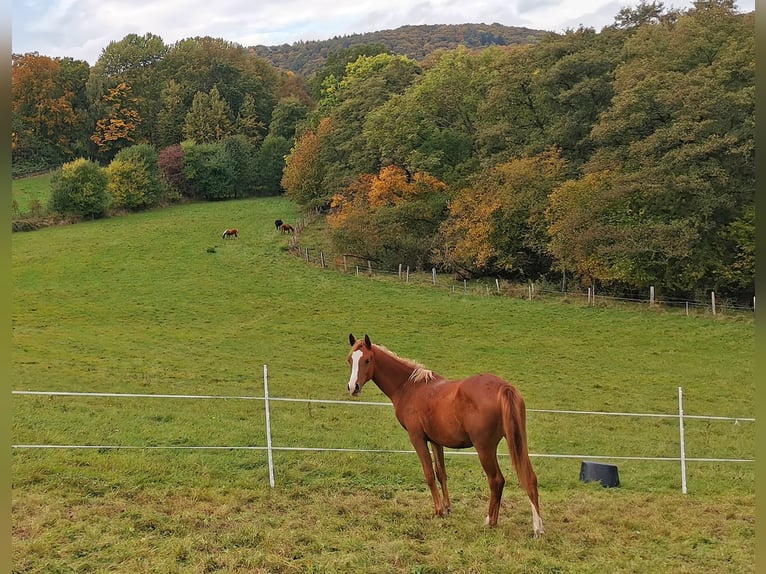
[251,22,549,76]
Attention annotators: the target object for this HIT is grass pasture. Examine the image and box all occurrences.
[12,197,754,573]
[12,172,54,218]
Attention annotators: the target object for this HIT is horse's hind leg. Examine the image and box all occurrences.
[476,446,505,527]
[432,443,451,514]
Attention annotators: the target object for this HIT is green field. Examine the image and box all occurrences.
[12,172,54,217]
[12,197,754,573]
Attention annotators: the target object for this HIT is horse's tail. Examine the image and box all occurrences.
[500,385,544,536]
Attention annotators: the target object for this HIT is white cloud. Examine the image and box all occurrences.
[11,0,756,65]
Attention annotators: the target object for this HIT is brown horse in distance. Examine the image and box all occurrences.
[279,223,294,234]
[345,333,544,538]
[221,228,238,239]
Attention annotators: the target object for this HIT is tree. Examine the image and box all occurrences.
[49,158,109,219]
[281,122,327,211]
[221,135,257,198]
[12,53,89,169]
[90,82,143,161]
[434,148,566,279]
[365,46,490,186]
[312,53,421,196]
[268,97,309,141]
[182,85,233,143]
[163,36,279,126]
[254,134,291,196]
[87,33,169,144]
[181,140,232,201]
[156,80,187,148]
[234,93,266,144]
[582,3,754,297]
[328,165,448,269]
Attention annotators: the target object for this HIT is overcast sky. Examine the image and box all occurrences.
[12,0,756,66]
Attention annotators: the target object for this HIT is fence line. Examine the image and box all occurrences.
[288,238,755,315]
[10,390,755,423]
[9,443,755,464]
[13,380,755,493]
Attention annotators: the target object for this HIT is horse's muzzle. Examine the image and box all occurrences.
[349,383,361,396]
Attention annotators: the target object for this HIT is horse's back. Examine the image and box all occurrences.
[407,375,512,448]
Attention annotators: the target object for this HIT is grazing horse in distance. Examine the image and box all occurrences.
[345,333,544,538]
[274,219,283,231]
[279,223,294,234]
[221,228,238,239]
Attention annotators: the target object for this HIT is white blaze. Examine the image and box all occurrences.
[348,349,363,393]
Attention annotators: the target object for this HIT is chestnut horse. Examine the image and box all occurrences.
[346,334,544,538]
[279,223,294,234]
[222,228,238,239]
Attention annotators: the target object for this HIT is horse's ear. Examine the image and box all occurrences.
[364,334,372,348]
[349,333,356,346]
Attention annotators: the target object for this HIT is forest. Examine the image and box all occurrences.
[11,0,754,304]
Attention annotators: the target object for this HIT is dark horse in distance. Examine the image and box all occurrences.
[345,333,544,538]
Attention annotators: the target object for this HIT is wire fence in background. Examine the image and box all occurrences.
[286,217,755,318]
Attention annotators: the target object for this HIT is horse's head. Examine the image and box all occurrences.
[347,333,374,396]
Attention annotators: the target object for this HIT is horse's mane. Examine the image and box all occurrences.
[375,344,436,383]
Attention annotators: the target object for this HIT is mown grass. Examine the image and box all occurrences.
[12,197,754,573]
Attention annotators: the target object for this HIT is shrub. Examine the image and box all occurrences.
[181,140,232,201]
[49,158,109,219]
[107,144,163,210]
[158,144,191,197]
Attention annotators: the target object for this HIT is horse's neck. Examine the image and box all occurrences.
[372,348,416,401]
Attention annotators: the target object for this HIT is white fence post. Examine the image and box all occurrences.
[263,364,275,488]
[678,386,687,494]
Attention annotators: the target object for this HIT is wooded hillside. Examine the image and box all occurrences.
[251,23,548,76]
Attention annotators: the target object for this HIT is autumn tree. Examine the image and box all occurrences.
[12,53,89,171]
[281,121,327,211]
[90,82,143,161]
[87,33,169,144]
[434,148,566,279]
[328,165,448,269]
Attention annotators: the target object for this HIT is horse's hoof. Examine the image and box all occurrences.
[533,529,545,539]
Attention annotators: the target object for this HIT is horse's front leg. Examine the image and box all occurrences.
[409,435,445,517]
[431,443,451,515]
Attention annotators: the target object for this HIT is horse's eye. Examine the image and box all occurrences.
[365,359,371,364]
